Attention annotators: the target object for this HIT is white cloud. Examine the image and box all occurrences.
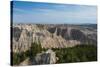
[13,3,97,24]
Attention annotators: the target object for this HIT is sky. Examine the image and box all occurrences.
[12,1,97,24]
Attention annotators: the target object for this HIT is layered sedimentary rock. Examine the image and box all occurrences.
[12,24,97,53]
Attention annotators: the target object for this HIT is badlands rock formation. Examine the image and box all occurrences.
[33,49,57,64]
[12,24,97,53]
[19,49,58,65]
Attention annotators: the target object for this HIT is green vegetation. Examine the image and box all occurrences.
[12,44,97,65]
[28,42,42,59]
[12,42,42,65]
[52,45,97,63]
[12,52,27,65]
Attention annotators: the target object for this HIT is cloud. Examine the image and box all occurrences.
[13,2,97,24]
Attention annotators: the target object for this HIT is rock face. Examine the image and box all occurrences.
[12,24,97,53]
[32,49,57,65]
[19,49,57,65]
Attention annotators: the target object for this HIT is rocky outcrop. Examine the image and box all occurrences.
[32,49,58,65]
[19,49,58,65]
[12,24,97,53]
